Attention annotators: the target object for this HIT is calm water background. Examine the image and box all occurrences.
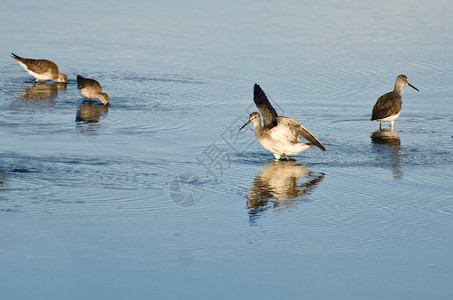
[1,0,453,299]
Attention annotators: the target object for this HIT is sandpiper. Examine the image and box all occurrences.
[371,74,419,129]
[11,53,67,83]
[76,75,109,105]
[240,84,326,160]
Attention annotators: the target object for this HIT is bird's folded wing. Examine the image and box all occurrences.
[371,92,400,120]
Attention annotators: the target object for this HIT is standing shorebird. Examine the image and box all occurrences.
[371,74,419,129]
[76,75,109,105]
[11,53,67,83]
[240,84,326,160]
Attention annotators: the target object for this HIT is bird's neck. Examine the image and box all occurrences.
[253,119,263,128]
[253,120,264,135]
[393,83,404,95]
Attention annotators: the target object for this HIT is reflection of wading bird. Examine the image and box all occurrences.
[76,102,109,124]
[240,84,326,160]
[77,75,109,105]
[247,161,325,221]
[11,53,67,83]
[370,128,400,146]
[371,74,419,129]
[20,82,67,102]
[370,129,403,179]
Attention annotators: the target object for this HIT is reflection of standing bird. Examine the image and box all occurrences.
[371,74,419,129]
[77,75,109,105]
[370,129,400,146]
[240,84,325,160]
[370,129,403,180]
[11,53,67,83]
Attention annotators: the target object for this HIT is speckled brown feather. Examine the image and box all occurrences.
[76,75,109,105]
[77,75,102,92]
[371,90,402,120]
[11,53,59,77]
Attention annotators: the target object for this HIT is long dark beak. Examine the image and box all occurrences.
[239,119,252,131]
[408,82,419,92]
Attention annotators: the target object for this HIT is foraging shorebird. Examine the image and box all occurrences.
[11,53,67,83]
[371,74,419,129]
[76,75,109,105]
[240,84,326,160]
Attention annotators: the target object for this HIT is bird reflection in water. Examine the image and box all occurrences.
[247,161,325,223]
[370,129,403,179]
[19,82,67,102]
[0,169,5,187]
[75,102,108,131]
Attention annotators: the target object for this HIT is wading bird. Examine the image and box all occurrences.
[240,84,326,160]
[371,74,419,129]
[11,53,67,83]
[77,75,109,105]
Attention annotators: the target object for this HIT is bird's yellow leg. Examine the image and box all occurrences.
[283,153,290,161]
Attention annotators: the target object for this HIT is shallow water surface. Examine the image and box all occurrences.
[1,0,453,299]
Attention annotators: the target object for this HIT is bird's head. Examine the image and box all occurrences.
[239,112,260,131]
[58,73,68,83]
[397,74,419,92]
[99,93,109,105]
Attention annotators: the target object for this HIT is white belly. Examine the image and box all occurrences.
[258,131,311,156]
[376,112,400,122]
[27,69,53,81]
[16,60,53,81]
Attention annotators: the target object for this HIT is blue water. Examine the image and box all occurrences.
[1,0,453,299]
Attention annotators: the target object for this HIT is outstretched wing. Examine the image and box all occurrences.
[254,84,278,128]
[284,118,326,151]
